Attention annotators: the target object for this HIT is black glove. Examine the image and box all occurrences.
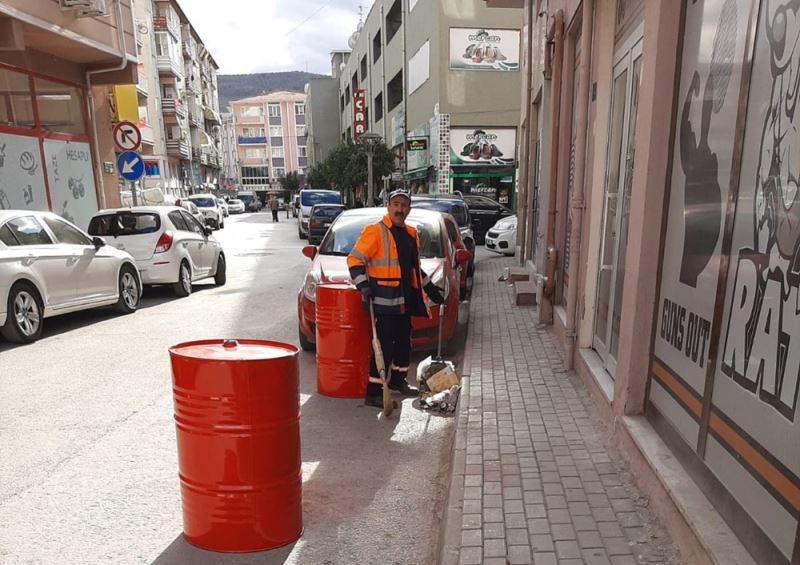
[427,285,444,305]
[360,287,372,312]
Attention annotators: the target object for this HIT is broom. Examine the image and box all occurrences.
[369,300,393,418]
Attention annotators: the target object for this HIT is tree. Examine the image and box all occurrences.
[321,139,394,193]
[306,162,329,188]
[277,170,300,192]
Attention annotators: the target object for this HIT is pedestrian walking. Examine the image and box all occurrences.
[270,196,279,222]
[347,188,444,408]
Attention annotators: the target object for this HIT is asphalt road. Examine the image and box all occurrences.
[0,211,464,565]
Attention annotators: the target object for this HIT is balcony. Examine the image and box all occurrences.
[156,56,183,78]
[161,98,186,117]
[238,136,267,145]
[189,105,202,127]
[140,124,155,146]
[153,15,180,39]
[166,139,190,159]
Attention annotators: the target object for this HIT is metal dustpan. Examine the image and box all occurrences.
[416,303,458,393]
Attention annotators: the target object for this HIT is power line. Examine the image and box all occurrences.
[282,0,336,38]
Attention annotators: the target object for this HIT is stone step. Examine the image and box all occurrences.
[514,280,537,306]
[505,267,530,283]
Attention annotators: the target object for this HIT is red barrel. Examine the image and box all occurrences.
[315,283,371,398]
[169,339,302,552]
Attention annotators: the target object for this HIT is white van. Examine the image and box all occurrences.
[297,189,341,239]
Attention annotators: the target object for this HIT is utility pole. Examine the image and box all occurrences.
[361,132,383,206]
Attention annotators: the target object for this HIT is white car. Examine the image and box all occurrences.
[187,194,224,230]
[216,198,229,217]
[88,207,226,297]
[179,200,204,225]
[227,199,245,214]
[0,210,141,343]
[485,215,517,256]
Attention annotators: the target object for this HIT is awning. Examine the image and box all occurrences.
[405,167,430,181]
[198,130,213,146]
[203,106,221,124]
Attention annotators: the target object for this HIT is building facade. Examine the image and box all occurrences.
[230,91,308,190]
[305,51,348,168]
[491,0,800,563]
[0,0,137,229]
[331,0,523,202]
[219,112,237,191]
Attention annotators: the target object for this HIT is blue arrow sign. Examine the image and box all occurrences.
[116,150,145,182]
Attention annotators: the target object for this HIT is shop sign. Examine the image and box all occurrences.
[0,133,48,213]
[450,128,516,166]
[407,138,429,172]
[449,28,520,71]
[43,139,98,230]
[407,139,427,151]
[353,89,367,141]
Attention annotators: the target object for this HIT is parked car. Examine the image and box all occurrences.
[187,194,224,229]
[237,191,259,212]
[441,213,474,300]
[485,215,518,256]
[178,200,204,225]
[88,207,226,297]
[0,210,141,343]
[298,189,342,239]
[307,204,346,245]
[227,199,246,214]
[462,194,514,244]
[297,207,471,352]
[216,198,229,217]
[411,195,476,275]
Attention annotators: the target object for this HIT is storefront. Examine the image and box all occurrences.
[449,127,517,207]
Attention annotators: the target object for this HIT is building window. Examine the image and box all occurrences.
[340,94,346,113]
[240,105,262,117]
[351,72,358,93]
[241,165,269,186]
[298,146,307,157]
[242,127,265,137]
[273,167,285,179]
[245,148,266,159]
[374,92,383,122]
[294,103,305,115]
[34,77,86,136]
[269,126,282,137]
[0,67,35,128]
[296,125,307,137]
[345,85,351,105]
[408,40,430,95]
[271,146,284,158]
[386,0,402,44]
[361,55,368,82]
[387,70,403,111]
[154,32,168,57]
[373,29,382,63]
[268,103,281,117]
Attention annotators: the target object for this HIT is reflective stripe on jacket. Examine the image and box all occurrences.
[347,215,433,316]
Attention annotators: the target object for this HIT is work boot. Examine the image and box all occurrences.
[389,380,419,397]
[364,395,398,409]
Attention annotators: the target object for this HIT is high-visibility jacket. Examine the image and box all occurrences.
[347,215,437,316]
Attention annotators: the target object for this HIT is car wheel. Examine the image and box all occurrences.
[298,326,315,352]
[214,254,227,286]
[298,225,305,239]
[220,220,225,229]
[113,265,140,314]
[1,282,43,344]
[173,261,192,297]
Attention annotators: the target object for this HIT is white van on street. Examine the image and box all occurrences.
[297,189,341,239]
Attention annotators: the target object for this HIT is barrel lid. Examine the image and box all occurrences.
[169,339,299,361]
[317,282,356,291]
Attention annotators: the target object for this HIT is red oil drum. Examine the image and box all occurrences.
[315,283,371,398]
[169,339,302,552]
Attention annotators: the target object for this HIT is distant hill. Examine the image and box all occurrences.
[217,71,327,111]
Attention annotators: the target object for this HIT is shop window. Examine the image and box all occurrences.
[387,70,403,111]
[34,77,85,136]
[0,67,34,128]
[386,0,402,44]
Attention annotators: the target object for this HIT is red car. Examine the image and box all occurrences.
[297,207,472,351]
[441,212,474,300]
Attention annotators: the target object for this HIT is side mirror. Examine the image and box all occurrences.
[203,226,213,236]
[92,236,106,249]
[455,248,472,265]
[302,245,318,260]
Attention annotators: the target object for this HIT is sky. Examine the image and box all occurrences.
[179,0,367,76]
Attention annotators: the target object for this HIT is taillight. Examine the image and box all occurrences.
[155,230,174,253]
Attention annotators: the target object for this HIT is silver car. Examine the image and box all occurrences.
[0,210,141,343]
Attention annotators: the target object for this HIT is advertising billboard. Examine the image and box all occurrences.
[449,28,520,72]
[449,128,516,167]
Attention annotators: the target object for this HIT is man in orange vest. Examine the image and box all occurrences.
[348,188,444,408]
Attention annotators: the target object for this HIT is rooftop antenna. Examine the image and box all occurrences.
[357,4,364,29]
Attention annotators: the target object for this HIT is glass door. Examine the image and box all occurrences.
[593,33,643,377]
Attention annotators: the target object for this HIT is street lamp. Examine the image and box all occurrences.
[360,132,383,206]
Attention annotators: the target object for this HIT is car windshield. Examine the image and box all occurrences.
[312,206,344,218]
[88,212,161,236]
[302,191,340,206]
[319,214,443,259]
[238,194,255,203]
[189,197,216,208]
[412,199,469,227]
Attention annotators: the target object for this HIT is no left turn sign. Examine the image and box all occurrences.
[113,121,142,152]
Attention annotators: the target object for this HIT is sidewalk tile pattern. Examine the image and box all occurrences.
[443,256,682,565]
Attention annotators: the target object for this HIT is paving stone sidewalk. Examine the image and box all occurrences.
[440,254,683,565]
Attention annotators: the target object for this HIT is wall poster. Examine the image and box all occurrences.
[43,139,98,231]
[449,127,516,167]
[449,28,520,72]
[0,132,48,213]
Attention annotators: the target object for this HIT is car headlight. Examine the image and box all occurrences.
[303,271,320,302]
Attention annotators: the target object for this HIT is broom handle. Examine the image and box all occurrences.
[437,303,445,360]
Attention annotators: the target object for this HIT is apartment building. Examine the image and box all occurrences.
[230,91,308,190]
[328,0,522,201]
[219,112,237,191]
[0,0,137,229]
[488,1,800,564]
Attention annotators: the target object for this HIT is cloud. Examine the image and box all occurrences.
[178,0,365,75]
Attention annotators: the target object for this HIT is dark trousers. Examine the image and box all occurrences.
[367,314,412,397]
[271,210,279,222]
